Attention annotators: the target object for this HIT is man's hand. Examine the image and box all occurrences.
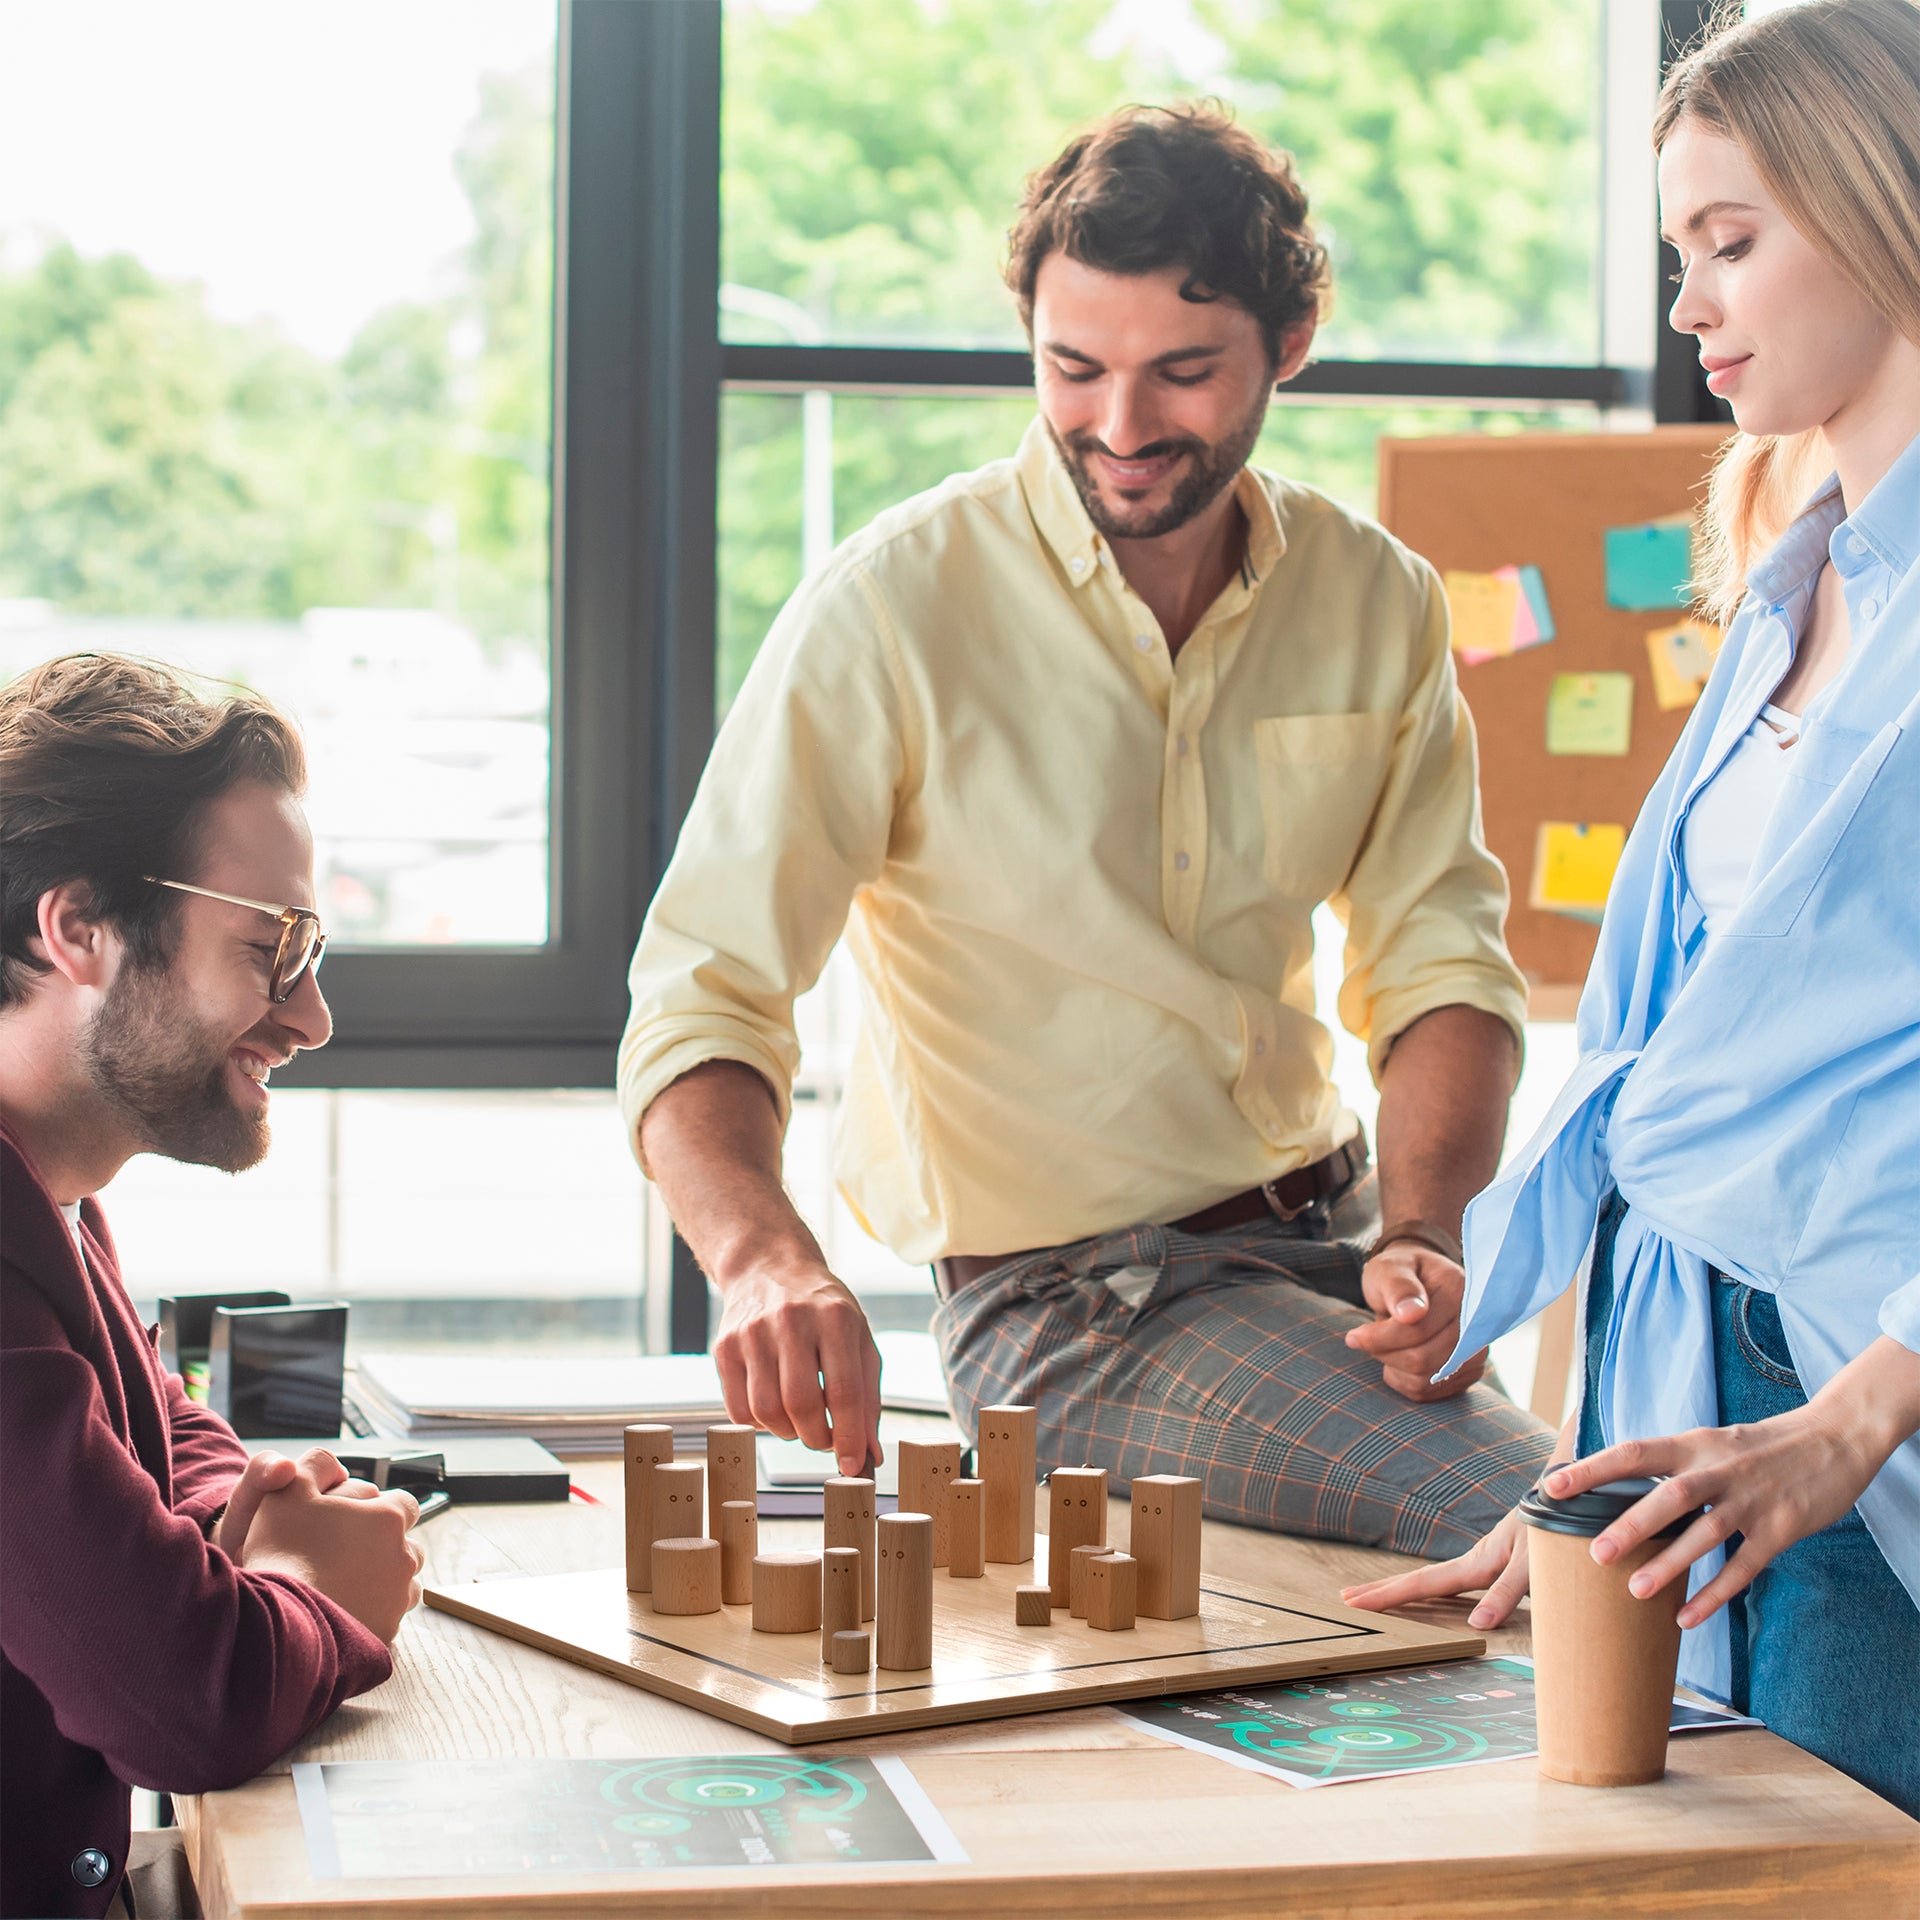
[237,1474,424,1644]
[1346,1242,1485,1402]
[712,1260,882,1478]
[212,1446,383,1561]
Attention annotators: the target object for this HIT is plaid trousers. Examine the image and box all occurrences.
[933,1175,1553,1560]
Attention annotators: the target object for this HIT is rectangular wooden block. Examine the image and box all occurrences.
[1131,1474,1202,1621]
[978,1403,1037,1563]
[705,1424,756,1538]
[1014,1584,1053,1626]
[949,1478,985,1578]
[1087,1552,1138,1632]
[1046,1466,1107,1606]
[896,1438,962,1568]
[621,1424,675,1593]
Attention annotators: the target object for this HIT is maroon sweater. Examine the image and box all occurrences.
[0,1126,390,1920]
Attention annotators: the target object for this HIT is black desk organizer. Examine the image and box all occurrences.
[158,1291,349,1438]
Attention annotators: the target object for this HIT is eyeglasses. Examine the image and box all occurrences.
[144,878,328,1004]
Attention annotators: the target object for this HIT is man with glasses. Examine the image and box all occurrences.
[623,105,1552,1549]
[0,654,418,1920]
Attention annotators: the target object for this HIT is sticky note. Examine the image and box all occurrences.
[1605,520,1694,610]
[1515,564,1556,646]
[1645,619,1720,711]
[1445,570,1519,662]
[1530,821,1626,916]
[1546,672,1634,756]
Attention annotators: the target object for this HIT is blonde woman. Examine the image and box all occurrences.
[1345,0,1920,1814]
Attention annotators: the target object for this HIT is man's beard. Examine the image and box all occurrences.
[82,963,270,1174]
[1047,382,1272,541]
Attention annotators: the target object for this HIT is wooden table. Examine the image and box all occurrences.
[182,1450,1920,1919]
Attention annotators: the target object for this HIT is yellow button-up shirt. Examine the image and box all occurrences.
[620,420,1524,1263]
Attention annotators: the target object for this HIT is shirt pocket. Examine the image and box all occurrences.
[1253,711,1396,900]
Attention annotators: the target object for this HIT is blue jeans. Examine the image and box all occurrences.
[1580,1191,1920,1817]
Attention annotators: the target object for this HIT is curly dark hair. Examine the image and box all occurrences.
[0,653,307,1009]
[1004,101,1331,363]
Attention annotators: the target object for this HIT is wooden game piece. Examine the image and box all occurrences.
[1068,1542,1109,1618]
[651,1537,721,1615]
[978,1403,1038,1563]
[829,1628,871,1674]
[1086,1551,1138,1632]
[751,1553,821,1633]
[895,1439,962,1567]
[705,1424,757,1538]
[948,1478,985,1578]
[649,1459,706,1552]
[876,1512,934,1670]
[1131,1474,1203,1620]
[823,1475,877,1622]
[621,1423,675,1592]
[718,1500,757,1606]
[821,1546,861,1662]
[1045,1466,1107,1606]
[1014,1584,1053,1626]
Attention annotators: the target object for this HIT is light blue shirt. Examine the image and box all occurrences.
[1445,428,1920,1700]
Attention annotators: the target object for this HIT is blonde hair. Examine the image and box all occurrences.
[1653,0,1920,623]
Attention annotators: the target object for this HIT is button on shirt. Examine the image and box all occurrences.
[620,419,1524,1262]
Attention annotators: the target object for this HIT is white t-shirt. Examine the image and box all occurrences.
[1681,703,1802,939]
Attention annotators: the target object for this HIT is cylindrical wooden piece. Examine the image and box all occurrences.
[829,1629,871,1675]
[1068,1543,1108,1618]
[751,1553,822,1634]
[979,1405,1038,1563]
[1131,1475,1203,1621]
[705,1424,757,1538]
[651,1537,721,1615]
[876,1512,934,1671]
[1015,1584,1053,1626]
[824,1475,877,1621]
[896,1439,961,1567]
[948,1478,986,1578]
[650,1459,706,1550]
[1046,1467,1108,1606]
[1086,1551,1138,1631]
[718,1500,757,1606]
[622,1423,675,1592]
[821,1546,862,1662]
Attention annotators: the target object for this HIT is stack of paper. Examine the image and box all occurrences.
[352,1352,728,1454]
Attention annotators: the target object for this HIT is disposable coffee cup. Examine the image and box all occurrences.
[1520,1471,1702,1787]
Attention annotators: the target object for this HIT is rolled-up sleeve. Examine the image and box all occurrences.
[1882,1274,1920,1354]
[617,561,915,1166]
[1331,561,1527,1083]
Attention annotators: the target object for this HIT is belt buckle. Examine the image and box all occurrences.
[1260,1179,1314,1224]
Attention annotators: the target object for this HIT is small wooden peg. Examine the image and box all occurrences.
[1014,1584,1053,1626]
[621,1423,675,1592]
[876,1512,934,1670]
[1045,1466,1107,1606]
[821,1546,861,1663]
[1086,1551,1138,1631]
[829,1628,871,1675]
[823,1476,877,1621]
[751,1553,822,1633]
[718,1499,757,1606]
[1068,1543,1108,1618]
[978,1404,1038,1563]
[649,1459,706,1550]
[948,1478,985,1578]
[896,1439,962,1567]
[705,1424,757,1538]
[651,1537,721,1615]
[1131,1474,1203,1620]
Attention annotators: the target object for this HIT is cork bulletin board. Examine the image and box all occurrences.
[1377,427,1731,1014]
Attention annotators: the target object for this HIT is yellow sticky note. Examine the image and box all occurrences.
[1444,570,1519,661]
[1546,672,1634,756]
[1530,821,1626,914]
[1645,620,1720,711]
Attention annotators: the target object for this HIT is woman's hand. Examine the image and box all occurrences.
[1340,1502,1533,1630]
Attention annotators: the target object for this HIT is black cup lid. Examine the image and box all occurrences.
[1518,1469,1702,1540]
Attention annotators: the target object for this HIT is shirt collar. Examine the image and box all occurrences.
[1745,423,1920,604]
[1016,414,1288,591]
[1835,424,1920,578]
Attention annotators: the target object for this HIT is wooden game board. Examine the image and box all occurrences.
[424,1544,1482,1745]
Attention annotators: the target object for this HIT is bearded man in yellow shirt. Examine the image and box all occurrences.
[620,104,1552,1555]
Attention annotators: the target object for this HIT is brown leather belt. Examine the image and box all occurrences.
[931,1127,1370,1299]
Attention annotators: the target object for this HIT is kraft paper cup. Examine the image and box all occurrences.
[1521,1473,1701,1788]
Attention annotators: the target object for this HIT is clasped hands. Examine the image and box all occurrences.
[215,1447,424,1643]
